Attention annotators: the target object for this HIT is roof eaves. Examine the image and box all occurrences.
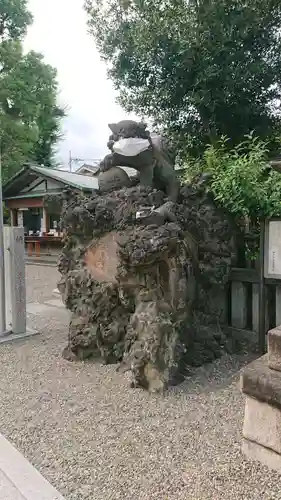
[4,190,63,200]
[29,166,92,191]
[2,164,31,192]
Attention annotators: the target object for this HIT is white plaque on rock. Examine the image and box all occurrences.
[265,219,281,279]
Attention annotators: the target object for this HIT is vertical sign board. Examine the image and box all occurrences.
[10,227,26,334]
[264,219,281,279]
[3,226,26,334]
[3,226,12,331]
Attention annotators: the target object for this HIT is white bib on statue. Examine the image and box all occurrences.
[113,137,150,157]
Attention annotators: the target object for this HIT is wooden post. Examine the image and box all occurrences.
[252,284,259,334]
[276,286,281,326]
[43,207,49,234]
[17,210,24,227]
[40,207,48,234]
[27,242,33,257]
[35,241,40,257]
[10,210,17,227]
[231,281,247,329]
[258,218,266,353]
[253,283,269,334]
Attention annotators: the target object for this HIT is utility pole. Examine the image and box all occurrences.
[69,150,72,172]
[67,153,101,173]
[0,147,6,334]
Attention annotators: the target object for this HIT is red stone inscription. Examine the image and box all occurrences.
[85,232,119,282]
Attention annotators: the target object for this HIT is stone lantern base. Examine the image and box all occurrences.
[241,326,281,471]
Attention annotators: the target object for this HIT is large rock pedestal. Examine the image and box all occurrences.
[241,327,281,471]
[58,183,237,392]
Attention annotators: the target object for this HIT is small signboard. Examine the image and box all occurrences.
[264,218,281,279]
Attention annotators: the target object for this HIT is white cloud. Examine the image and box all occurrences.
[24,0,138,167]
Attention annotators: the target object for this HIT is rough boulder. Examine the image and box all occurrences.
[58,179,237,392]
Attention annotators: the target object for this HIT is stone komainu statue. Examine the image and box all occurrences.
[99,120,180,202]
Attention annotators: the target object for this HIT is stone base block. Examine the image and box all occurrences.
[268,326,281,372]
[241,355,281,410]
[242,438,281,473]
[243,395,281,454]
[0,329,39,345]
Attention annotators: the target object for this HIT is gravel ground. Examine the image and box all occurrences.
[25,262,59,304]
[0,264,280,500]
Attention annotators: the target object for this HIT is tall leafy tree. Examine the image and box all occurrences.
[0,0,64,180]
[85,0,281,156]
[0,0,32,40]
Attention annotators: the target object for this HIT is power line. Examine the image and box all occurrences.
[68,151,101,172]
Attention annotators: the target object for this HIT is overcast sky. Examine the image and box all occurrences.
[24,0,137,168]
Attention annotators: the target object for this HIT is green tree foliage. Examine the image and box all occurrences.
[187,135,281,219]
[0,0,64,180]
[85,0,281,156]
[0,0,32,40]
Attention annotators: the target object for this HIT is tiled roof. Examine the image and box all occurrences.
[33,166,99,190]
[3,164,99,199]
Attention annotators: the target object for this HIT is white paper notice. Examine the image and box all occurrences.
[268,221,281,275]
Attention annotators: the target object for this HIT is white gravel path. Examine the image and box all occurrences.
[0,264,280,500]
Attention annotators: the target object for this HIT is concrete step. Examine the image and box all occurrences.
[25,256,57,267]
[27,300,66,316]
[0,433,66,500]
